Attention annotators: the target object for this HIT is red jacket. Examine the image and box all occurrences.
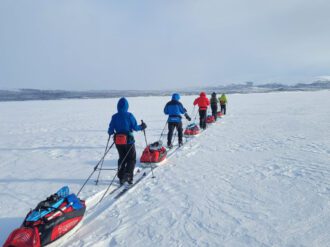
[193,92,210,110]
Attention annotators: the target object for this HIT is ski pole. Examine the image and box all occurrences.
[78,142,114,196]
[142,120,155,178]
[193,108,198,123]
[98,143,135,203]
[190,106,196,120]
[95,135,111,185]
[77,138,114,196]
[159,121,168,142]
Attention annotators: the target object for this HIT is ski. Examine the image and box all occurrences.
[97,166,147,203]
[114,171,147,200]
[166,141,187,159]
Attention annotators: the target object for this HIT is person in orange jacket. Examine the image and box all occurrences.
[193,92,210,129]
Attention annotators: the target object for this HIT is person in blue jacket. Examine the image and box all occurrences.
[108,97,147,185]
[164,93,191,148]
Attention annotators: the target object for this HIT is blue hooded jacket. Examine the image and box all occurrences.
[164,93,187,123]
[108,97,142,144]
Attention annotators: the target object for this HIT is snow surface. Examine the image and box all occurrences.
[0,91,330,246]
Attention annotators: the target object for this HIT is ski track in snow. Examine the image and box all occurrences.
[1,91,330,246]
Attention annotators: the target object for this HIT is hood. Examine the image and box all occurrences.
[200,92,206,97]
[117,97,129,113]
[172,93,180,101]
[211,92,216,97]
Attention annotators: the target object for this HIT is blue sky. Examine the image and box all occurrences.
[0,0,330,90]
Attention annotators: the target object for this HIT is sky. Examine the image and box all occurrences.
[0,0,330,90]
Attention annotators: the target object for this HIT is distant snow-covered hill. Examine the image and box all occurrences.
[0,81,330,101]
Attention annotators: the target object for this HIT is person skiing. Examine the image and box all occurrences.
[164,93,191,148]
[108,97,147,185]
[210,92,218,121]
[219,93,228,115]
[193,92,210,130]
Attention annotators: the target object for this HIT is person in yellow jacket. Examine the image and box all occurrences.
[219,93,228,115]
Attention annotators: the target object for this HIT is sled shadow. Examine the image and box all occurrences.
[0,217,23,245]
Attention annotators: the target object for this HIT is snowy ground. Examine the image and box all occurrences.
[0,91,330,246]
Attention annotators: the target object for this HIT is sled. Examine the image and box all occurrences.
[217,111,224,117]
[184,123,200,136]
[140,141,167,164]
[3,186,86,247]
[206,115,215,123]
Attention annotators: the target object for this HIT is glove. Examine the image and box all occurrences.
[140,122,147,130]
[184,113,191,121]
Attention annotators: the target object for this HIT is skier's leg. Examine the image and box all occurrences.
[177,122,183,145]
[201,110,207,129]
[167,123,175,146]
[125,144,136,184]
[116,145,126,181]
[212,106,217,120]
[199,110,203,128]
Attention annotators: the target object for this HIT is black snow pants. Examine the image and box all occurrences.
[199,110,207,129]
[211,104,218,121]
[167,122,183,146]
[115,144,136,182]
[221,104,226,115]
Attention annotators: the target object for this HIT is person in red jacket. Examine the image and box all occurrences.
[193,92,210,129]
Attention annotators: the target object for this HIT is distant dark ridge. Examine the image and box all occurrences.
[1,81,330,102]
[0,89,174,102]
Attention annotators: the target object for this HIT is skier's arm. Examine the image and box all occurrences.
[164,103,169,115]
[179,103,191,120]
[178,102,187,114]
